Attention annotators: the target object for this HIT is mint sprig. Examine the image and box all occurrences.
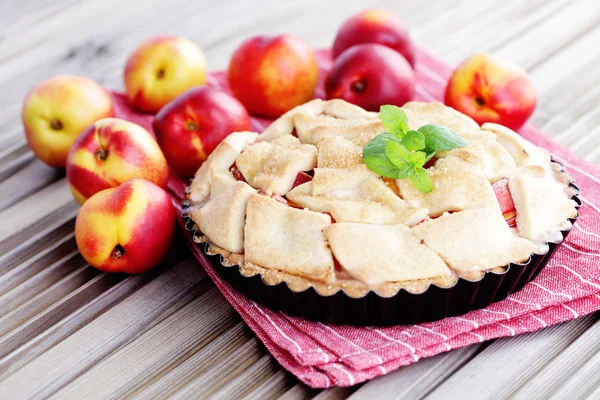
[363,105,467,193]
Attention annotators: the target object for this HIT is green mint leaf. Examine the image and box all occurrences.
[424,152,436,163]
[364,154,406,178]
[402,130,426,151]
[410,167,434,193]
[363,133,402,159]
[380,105,408,137]
[385,140,413,169]
[363,134,412,178]
[409,151,427,167]
[418,124,467,153]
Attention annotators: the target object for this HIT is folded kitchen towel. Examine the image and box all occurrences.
[113,48,600,388]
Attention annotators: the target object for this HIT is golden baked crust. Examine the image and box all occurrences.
[397,156,501,217]
[190,173,256,253]
[244,193,335,283]
[412,208,539,273]
[325,223,453,285]
[510,172,579,241]
[236,135,317,195]
[186,99,578,296]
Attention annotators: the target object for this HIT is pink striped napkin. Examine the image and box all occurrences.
[113,48,600,388]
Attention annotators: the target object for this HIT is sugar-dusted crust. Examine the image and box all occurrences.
[397,156,501,217]
[325,223,453,285]
[244,193,335,283]
[186,99,578,296]
[236,135,317,195]
[509,171,579,241]
[195,233,462,298]
[412,208,540,273]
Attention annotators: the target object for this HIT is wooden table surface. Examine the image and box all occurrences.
[1,0,600,398]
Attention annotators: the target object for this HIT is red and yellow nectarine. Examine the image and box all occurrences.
[22,75,114,168]
[326,44,415,111]
[332,9,415,67]
[75,178,175,274]
[228,35,318,117]
[124,36,207,113]
[153,86,251,177]
[66,118,169,204]
[445,53,536,130]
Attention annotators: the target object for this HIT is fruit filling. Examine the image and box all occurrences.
[492,178,516,226]
[230,163,247,183]
[292,171,313,189]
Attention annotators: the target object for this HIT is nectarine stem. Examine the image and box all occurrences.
[95,149,107,161]
[475,97,485,106]
[50,119,63,130]
[351,80,367,94]
[156,69,165,79]
[112,244,125,259]
[185,121,199,131]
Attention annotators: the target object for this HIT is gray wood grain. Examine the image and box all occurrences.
[0,258,208,398]
[52,287,238,399]
[132,322,254,399]
[423,314,598,400]
[0,267,162,380]
[512,318,600,399]
[169,337,264,399]
[0,0,600,398]
[349,346,481,400]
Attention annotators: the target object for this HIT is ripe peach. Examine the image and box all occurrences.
[124,36,207,113]
[75,178,175,273]
[153,87,251,176]
[66,118,169,204]
[445,53,536,130]
[332,9,415,67]
[228,35,318,117]
[325,44,415,111]
[22,75,114,168]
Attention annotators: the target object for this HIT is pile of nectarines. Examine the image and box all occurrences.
[21,9,536,275]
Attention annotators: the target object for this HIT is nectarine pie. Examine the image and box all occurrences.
[185,99,579,302]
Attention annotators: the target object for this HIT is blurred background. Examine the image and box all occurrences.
[2,0,599,176]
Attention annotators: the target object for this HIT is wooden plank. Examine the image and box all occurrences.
[0,146,32,182]
[0,233,76,296]
[547,348,600,399]
[279,383,319,400]
[0,264,98,336]
[52,287,237,399]
[511,316,600,399]
[495,0,600,70]
[429,0,569,64]
[422,314,598,399]
[209,355,283,399]
[0,258,208,399]
[0,250,86,316]
[0,273,119,359]
[528,25,600,131]
[349,346,481,400]
[0,0,81,34]
[242,370,294,400]
[168,337,265,399]
[0,262,167,380]
[0,214,76,275]
[131,322,253,399]
[0,179,76,244]
[313,387,358,400]
[0,159,62,212]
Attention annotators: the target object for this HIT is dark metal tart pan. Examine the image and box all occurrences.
[183,182,580,326]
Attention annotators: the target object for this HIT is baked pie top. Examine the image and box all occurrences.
[186,99,578,297]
